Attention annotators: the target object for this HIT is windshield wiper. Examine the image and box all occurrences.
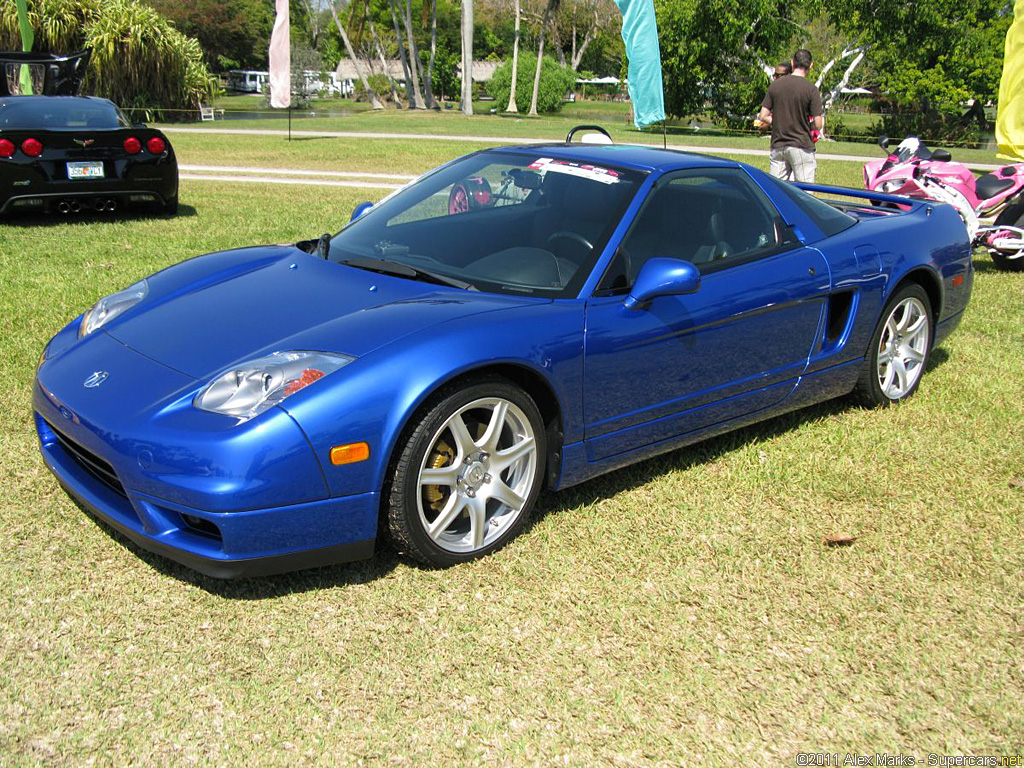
[339,257,477,291]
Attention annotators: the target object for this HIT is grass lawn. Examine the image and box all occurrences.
[158,102,1005,167]
[0,139,1021,763]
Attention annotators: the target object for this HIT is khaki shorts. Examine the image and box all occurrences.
[769,146,816,183]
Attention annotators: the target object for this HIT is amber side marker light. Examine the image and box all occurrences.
[331,442,370,465]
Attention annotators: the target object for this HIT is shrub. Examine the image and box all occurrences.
[353,72,403,105]
[879,110,982,148]
[488,55,576,114]
[0,0,214,119]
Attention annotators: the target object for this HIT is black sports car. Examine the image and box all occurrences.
[0,95,178,216]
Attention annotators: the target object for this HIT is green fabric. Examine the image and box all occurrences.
[613,0,665,128]
[16,0,34,95]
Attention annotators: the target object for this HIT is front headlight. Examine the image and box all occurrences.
[194,351,354,422]
[879,178,909,193]
[79,279,148,337]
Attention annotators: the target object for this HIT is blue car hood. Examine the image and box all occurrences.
[105,246,537,379]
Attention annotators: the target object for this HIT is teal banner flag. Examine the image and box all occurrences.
[614,0,665,128]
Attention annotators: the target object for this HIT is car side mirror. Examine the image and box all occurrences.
[350,201,373,221]
[878,135,890,149]
[623,258,701,310]
[931,148,952,162]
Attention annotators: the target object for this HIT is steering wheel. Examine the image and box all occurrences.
[545,231,594,253]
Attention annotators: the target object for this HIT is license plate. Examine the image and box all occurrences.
[67,161,104,180]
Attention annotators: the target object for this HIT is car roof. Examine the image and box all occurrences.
[490,142,742,173]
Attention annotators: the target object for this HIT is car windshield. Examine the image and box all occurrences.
[328,151,646,298]
[0,97,128,129]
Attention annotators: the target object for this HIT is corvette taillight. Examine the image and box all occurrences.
[123,137,141,154]
[21,138,43,157]
[146,137,166,154]
[0,139,14,158]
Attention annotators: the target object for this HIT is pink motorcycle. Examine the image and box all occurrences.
[864,136,1024,271]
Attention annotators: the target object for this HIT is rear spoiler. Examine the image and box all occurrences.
[793,181,932,215]
[0,50,91,97]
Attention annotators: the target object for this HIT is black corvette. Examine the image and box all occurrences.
[0,95,178,216]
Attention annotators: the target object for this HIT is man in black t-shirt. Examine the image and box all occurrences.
[757,49,824,182]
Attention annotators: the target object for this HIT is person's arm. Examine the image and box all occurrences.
[809,88,824,132]
[757,106,773,127]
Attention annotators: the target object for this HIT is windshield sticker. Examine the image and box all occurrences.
[526,158,622,185]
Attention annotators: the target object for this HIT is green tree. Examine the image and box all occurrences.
[143,0,274,71]
[432,42,460,98]
[289,41,324,107]
[655,0,801,120]
[828,0,1010,139]
[488,53,575,112]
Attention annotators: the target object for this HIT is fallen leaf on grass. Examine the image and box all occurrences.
[823,533,857,547]
[1009,478,1024,490]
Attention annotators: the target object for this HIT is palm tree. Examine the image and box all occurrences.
[329,1,383,109]
[528,0,560,116]
[400,0,427,109]
[506,0,520,113]
[387,0,418,109]
[461,0,473,115]
[424,0,439,109]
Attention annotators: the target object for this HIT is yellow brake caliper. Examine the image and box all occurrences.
[424,438,455,514]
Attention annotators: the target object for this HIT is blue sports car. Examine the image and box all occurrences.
[34,129,973,577]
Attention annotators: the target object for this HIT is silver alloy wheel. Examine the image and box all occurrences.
[416,397,538,553]
[876,296,930,400]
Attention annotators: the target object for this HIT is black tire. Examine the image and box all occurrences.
[163,196,179,215]
[853,283,933,407]
[990,200,1024,272]
[385,378,546,567]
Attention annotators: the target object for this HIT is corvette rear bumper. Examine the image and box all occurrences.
[36,415,377,579]
[1,188,172,214]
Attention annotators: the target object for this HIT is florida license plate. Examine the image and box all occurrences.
[67,161,104,180]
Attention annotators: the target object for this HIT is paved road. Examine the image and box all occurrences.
[165,125,1003,172]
